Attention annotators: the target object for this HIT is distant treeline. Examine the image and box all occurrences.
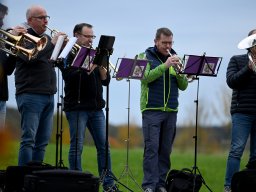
[5,107,232,152]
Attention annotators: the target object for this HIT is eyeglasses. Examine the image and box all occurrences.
[79,33,96,39]
[32,16,50,20]
[161,41,174,45]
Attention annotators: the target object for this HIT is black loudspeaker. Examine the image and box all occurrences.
[4,163,55,192]
[0,170,5,191]
[93,35,115,68]
[231,169,256,192]
[24,169,99,192]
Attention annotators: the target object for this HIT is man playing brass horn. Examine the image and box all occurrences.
[12,5,65,166]
[224,29,256,192]
[56,23,120,192]
[138,27,188,192]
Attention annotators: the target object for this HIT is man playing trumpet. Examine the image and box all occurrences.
[56,23,120,192]
[138,27,188,192]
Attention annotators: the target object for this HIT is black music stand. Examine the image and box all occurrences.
[93,35,133,192]
[49,36,70,169]
[68,46,96,170]
[113,56,148,191]
[181,53,222,192]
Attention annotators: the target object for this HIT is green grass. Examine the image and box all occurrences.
[0,142,249,192]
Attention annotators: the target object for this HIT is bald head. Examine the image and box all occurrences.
[26,5,46,20]
[26,5,48,35]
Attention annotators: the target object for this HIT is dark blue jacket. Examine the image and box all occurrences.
[140,47,188,112]
[0,51,16,101]
[226,54,256,114]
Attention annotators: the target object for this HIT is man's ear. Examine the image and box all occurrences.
[74,32,79,38]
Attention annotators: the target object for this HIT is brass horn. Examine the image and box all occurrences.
[248,52,256,73]
[167,49,194,83]
[0,29,48,60]
[167,49,184,74]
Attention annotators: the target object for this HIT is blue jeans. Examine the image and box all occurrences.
[16,93,54,166]
[65,110,114,188]
[0,101,6,130]
[224,113,256,187]
[142,110,177,190]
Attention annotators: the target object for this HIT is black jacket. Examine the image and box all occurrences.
[0,51,16,101]
[14,28,56,95]
[57,54,110,111]
[226,54,256,114]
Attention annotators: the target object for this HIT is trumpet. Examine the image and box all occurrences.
[167,49,195,82]
[0,29,47,60]
[105,61,122,80]
[45,26,59,38]
[167,49,183,74]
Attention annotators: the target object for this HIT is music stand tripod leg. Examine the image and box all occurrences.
[192,77,213,192]
[99,54,134,192]
[117,79,143,191]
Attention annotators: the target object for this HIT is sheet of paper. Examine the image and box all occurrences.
[58,37,77,59]
[50,35,65,61]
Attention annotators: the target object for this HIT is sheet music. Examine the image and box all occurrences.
[182,54,221,76]
[71,47,96,70]
[58,37,77,59]
[50,35,65,61]
[115,57,148,79]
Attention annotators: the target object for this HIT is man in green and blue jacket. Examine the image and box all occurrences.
[139,27,188,192]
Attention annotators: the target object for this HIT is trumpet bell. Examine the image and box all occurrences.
[186,74,195,83]
[22,33,48,51]
[0,29,47,60]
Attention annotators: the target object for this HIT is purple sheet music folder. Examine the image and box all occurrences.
[115,58,148,79]
[71,47,96,69]
[182,55,221,76]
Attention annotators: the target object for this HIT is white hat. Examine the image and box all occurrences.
[238,33,256,49]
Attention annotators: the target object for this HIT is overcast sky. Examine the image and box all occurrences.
[2,0,255,126]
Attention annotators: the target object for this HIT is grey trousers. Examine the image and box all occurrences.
[142,110,177,190]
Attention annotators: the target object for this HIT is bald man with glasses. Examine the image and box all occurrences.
[13,5,65,166]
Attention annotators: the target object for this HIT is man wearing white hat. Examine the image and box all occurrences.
[224,29,256,192]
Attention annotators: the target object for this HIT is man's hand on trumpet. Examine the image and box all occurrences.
[51,31,67,45]
[164,55,181,69]
[86,63,108,80]
[86,63,98,75]
[8,26,27,36]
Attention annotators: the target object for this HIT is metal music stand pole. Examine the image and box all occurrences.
[116,58,144,191]
[55,65,65,168]
[182,53,222,192]
[97,50,133,192]
[192,76,212,192]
